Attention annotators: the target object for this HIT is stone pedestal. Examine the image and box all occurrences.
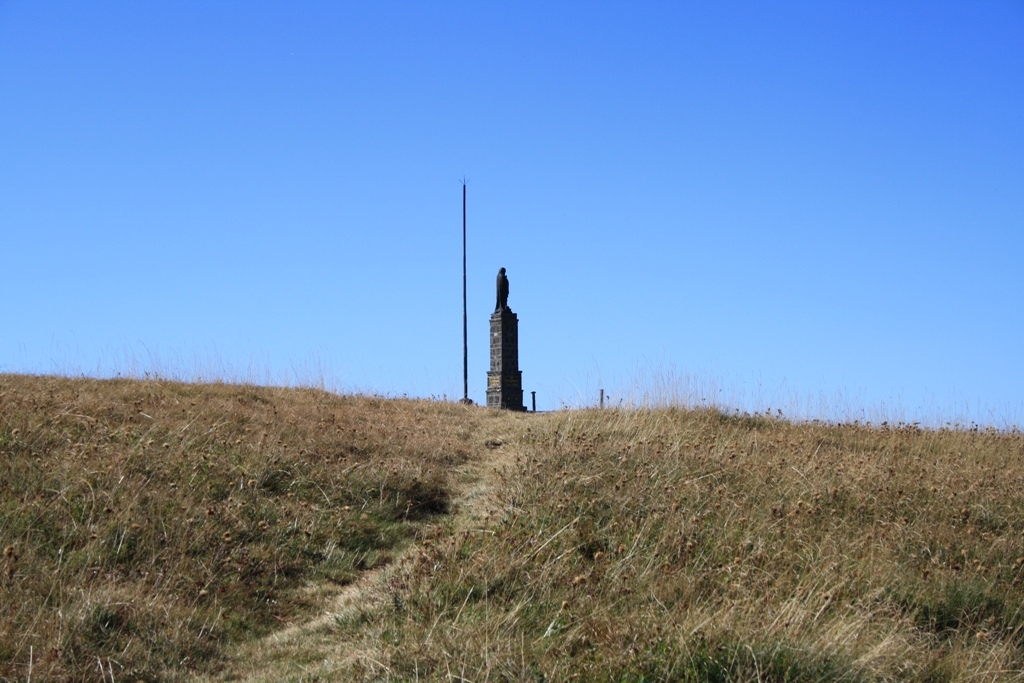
[487,307,524,410]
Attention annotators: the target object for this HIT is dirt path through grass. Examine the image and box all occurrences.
[204,415,527,681]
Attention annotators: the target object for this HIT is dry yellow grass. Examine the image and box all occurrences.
[0,375,476,682]
[3,376,1023,681]
[334,407,1024,682]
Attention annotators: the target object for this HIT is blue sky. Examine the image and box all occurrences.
[1,2,1021,424]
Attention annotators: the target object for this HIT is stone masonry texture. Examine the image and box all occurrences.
[486,308,524,410]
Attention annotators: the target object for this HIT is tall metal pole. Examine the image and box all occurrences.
[462,181,469,403]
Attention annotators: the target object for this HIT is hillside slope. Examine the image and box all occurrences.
[0,375,497,682]
[3,376,1024,682]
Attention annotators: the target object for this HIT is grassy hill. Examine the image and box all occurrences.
[2,376,1023,681]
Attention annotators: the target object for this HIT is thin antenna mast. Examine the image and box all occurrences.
[461,179,469,403]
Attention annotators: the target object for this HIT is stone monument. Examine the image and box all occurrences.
[487,267,525,410]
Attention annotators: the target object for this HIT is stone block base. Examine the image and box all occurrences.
[487,370,524,410]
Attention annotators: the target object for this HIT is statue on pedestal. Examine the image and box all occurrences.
[487,266,524,410]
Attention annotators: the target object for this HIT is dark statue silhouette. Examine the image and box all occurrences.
[495,267,509,312]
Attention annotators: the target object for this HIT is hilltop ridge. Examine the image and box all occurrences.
[2,375,1023,681]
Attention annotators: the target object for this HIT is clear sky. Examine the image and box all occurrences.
[2,2,1021,425]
